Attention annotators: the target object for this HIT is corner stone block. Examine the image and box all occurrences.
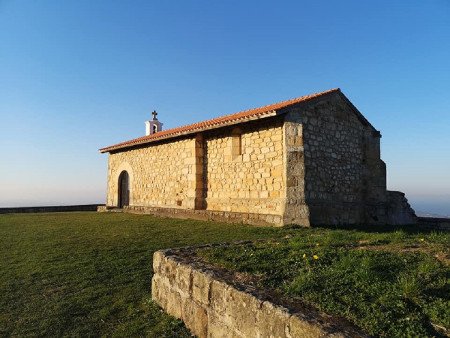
[162,256,179,282]
[152,250,165,274]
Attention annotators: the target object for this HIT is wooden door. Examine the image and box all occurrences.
[118,171,129,208]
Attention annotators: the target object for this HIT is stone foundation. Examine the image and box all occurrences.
[152,247,368,338]
[100,205,285,226]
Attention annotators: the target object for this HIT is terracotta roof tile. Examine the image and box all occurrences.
[100,88,340,153]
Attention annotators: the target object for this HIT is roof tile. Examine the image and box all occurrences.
[100,88,339,153]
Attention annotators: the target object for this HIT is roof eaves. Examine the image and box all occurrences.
[99,88,340,153]
[99,110,278,153]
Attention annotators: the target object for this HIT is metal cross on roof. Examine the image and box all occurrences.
[152,110,158,120]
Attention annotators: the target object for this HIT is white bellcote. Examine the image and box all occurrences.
[145,110,163,136]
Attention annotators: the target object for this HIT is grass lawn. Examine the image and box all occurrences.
[198,225,450,337]
[1,213,448,337]
[0,212,284,337]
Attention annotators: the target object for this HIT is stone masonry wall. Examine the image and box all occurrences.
[283,117,310,226]
[105,92,415,227]
[386,191,417,225]
[283,94,388,225]
[106,118,286,223]
[152,247,367,338]
[203,119,285,216]
[106,137,198,209]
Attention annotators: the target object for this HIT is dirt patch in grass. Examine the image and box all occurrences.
[356,243,450,265]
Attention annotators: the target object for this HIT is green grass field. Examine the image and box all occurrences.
[0,212,283,337]
[1,212,448,337]
[199,225,450,337]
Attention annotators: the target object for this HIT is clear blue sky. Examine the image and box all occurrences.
[1,1,449,215]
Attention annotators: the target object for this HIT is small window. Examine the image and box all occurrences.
[152,124,158,133]
[231,128,242,158]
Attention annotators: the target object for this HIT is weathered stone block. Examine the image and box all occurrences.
[256,301,291,337]
[182,297,208,338]
[209,279,230,315]
[165,288,183,319]
[161,255,178,282]
[174,263,192,296]
[192,269,213,306]
[288,315,323,338]
[152,250,164,274]
[224,288,261,337]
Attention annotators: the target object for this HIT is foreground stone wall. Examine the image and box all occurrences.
[152,248,367,338]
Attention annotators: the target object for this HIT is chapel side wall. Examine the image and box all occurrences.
[298,94,387,225]
[203,119,285,218]
[106,137,197,209]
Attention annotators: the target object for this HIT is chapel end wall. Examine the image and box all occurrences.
[286,94,388,226]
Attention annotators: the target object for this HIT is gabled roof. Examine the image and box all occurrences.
[100,88,371,153]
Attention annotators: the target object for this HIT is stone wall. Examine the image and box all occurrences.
[106,118,286,222]
[418,217,450,231]
[203,119,285,216]
[0,204,103,214]
[105,92,416,227]
[386,191,417,225]
[282,94,390,225]
[152,247,367,338]
[282,118,310,226]
[107,137,198,209]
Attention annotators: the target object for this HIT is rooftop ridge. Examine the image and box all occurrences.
[100,88,340,153]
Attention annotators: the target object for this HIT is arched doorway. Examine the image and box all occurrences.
[118,171,130,208]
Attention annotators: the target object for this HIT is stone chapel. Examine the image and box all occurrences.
[99,88,417,226]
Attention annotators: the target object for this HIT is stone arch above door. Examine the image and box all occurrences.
[112,162,134,207]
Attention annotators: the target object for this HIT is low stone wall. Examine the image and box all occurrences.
[152,247,367,338]
[100,205,284,226]
[0,204,104,214]
[418,217,450,231]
